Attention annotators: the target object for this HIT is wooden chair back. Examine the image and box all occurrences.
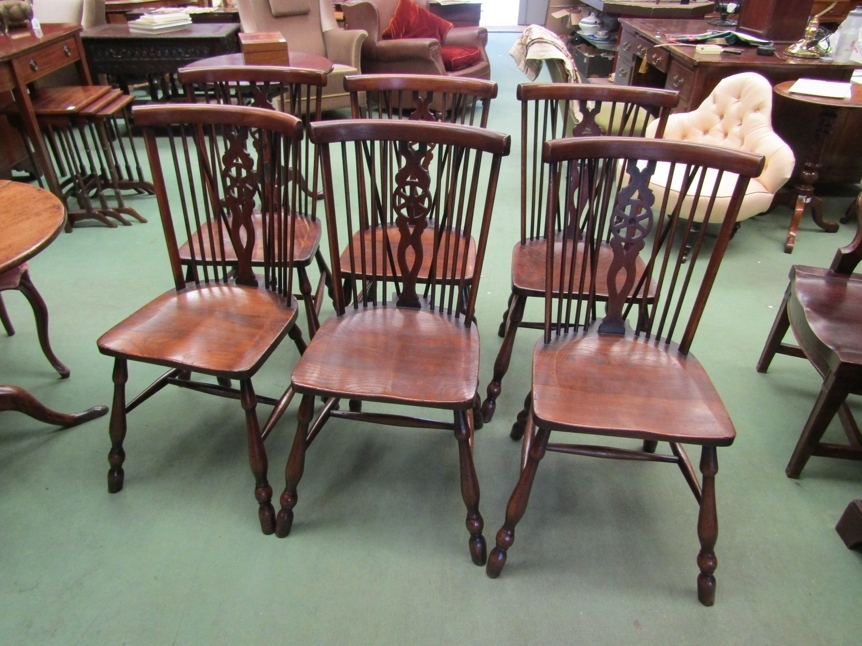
[344,74,497,127]
[517,83,678,246]
[133,104,305,298]
[542,137,764,353]
[310,119,510,323]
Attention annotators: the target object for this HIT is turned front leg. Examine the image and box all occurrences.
[241,379,275,535]
[487,420,550,578]
[455,409,486,565]
[697,445,719,606]
[107,358,128,493]
[276,392,314,538]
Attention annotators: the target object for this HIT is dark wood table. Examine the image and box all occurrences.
[125,7,240,23]
[180,51,334,74]
[614,18,862,185]
[81,23,240,97]
[0,24,92,203]
[105,0,208,24]
[0,180,108,427]
[773,81,862,253]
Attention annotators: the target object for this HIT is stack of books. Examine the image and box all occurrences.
[128,12,193,33]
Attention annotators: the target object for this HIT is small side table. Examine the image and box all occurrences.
[773,81,862,254]
[0,180,108,427]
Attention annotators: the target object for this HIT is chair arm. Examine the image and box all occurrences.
[323,27,367,68]
[370,38,443,64]
[441,26,488,48]
[342,0,382,43]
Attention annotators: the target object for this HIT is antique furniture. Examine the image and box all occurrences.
[97,104,308,533]
[428,0,481,27]
[4,85,151,229]
[81,22,240,97]
[125,7,240,22]
[614,17,861,185]
[757,190,862,478]
[180,50,333,73]
[646,73,795,226]
[344,72,496,124]
[481,83,678,422]
[579,0,713,19]
[235,0,365,112]
[772,81,862,253]
[0,23,93,201]
[177,64,331,337]
[105,0,207,23]
[342,0,490,80]
[0,179,108,427]
[485,136,764,606]
[273,118,510,563]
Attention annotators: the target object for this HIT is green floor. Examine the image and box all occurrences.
[2,33,861,644]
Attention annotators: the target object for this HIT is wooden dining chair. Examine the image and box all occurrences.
[178,65,332,337]
[344,73,497,125]
[340,74,498,308]
[97,104,308,534]
[273,119,510,564]
[481,83,679,422]
[757,190,862,478]
[0,265,69,378]
[484,137,764,606]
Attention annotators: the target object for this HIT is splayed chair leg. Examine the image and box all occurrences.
[487,419,550,578]
[276,392,314,538]
[455,409,486,565]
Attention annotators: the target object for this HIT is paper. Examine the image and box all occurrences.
[789,78,853,99]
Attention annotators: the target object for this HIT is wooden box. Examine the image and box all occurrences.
[239,32,290,66]
[736,0,815,42]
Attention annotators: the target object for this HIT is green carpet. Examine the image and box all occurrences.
[1,33,860,644]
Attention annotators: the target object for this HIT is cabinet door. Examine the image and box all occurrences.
[664,59,694,112]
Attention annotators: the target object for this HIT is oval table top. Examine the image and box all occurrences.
[774,80,862,110]
[0,180,66,274]
[180,51,334,75]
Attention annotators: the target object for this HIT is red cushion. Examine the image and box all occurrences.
[382,0,452,41]
[441,46,482,71]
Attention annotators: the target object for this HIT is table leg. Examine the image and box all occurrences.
[0,384,108,428]
[783,106,840,254]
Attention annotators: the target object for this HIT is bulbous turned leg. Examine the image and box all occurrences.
[241,379,275,535]
[276,392,314,538]
[455,409,486,565]
[696,446,719,606]
[497,291,515,338]
[483,294,525,423]
[487,421,550,579]
[108,358,128,493]
[510,391,532,441]
[17,271,70,378]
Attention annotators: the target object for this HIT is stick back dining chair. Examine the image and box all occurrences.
[485,137,764,606]
[273,118,510,564]
[97,104,308,534]
[178,65,332,337]
[481,83,679,422]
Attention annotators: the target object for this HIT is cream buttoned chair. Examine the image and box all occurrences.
[645,72,795,233]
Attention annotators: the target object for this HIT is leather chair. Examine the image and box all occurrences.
[342,0,490,80]
[646,72,795,227]
[236,0,367,112]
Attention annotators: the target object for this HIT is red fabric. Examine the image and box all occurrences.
[441,46,482,71]
[382,0,452,41]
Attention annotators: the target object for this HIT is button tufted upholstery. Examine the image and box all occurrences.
[646,72,795,223]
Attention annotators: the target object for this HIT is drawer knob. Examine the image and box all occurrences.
[636,45,646,56]
[29,59,38,72]
[623,42,631,52]
[672,75,686,88]
[63,45,72,57]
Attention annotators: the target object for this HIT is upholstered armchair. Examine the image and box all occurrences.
[342,0,490,80]
[646,72,795,225]
[236,0,367,112]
